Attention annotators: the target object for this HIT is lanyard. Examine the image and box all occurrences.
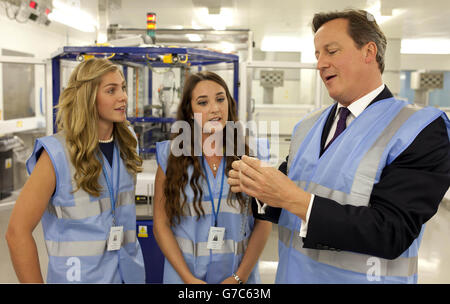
[102,145,119,226]
[202,157,225,227]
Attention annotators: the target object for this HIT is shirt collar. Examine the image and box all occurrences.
[335,84,385,118]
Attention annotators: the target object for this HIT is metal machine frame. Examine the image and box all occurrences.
[50,46,239,154]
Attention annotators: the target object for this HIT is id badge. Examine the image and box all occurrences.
[107,226,123,251]
[207,227,225,250]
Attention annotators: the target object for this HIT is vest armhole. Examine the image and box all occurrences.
[38,140,60,200]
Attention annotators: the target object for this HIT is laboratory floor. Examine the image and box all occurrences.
[0,194,449,284]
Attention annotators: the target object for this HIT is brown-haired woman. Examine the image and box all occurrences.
[6,58,145,283]
[153,71,272,284]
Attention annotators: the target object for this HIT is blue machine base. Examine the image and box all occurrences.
[136,217,165,283]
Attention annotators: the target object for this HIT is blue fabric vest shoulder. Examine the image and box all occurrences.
[276,99,450,284]
[26,133,145,283]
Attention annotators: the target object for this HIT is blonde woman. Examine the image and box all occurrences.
[6,58,145,283]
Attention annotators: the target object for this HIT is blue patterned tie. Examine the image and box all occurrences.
[325,107,351,151]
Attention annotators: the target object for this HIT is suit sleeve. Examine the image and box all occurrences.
[302,116,450,259]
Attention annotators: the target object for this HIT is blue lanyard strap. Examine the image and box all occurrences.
[102,144,119,225]
[102,166,115,208]
[202,157,225,227]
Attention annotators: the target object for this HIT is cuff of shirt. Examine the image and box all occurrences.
[256,198,267,214]
[299,194,315,238]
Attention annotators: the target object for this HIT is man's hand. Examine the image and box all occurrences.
[228,155,311,220]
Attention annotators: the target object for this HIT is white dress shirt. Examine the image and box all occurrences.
[299,84,385,237]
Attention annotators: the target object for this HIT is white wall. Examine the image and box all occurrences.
[383,39,401,96]
[401,54,450,71]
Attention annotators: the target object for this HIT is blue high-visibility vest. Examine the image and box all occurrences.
[156,138,269,283]
[275,98,450,283]
[26,131,145,283]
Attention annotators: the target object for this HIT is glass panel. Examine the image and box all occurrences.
[1,49,36,120]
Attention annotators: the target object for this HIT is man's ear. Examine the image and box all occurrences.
[364,41,378,64]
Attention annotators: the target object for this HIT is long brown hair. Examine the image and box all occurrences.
[56,58,142,197]
[164,71,249,226]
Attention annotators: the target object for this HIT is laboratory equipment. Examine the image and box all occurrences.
[50,46,239,158]
[0,54,47,137]
[411,71,444,106]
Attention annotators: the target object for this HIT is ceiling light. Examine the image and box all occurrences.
[194,7,233,30]
[365,0,405,24]
[48,0,97,32]
[261,36,302,52]
[261,35,317,63]
[401,39,450,54]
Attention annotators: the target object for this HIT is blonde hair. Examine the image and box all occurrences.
[56,58,142,197]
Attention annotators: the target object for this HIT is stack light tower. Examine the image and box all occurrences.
[147,12,156,44]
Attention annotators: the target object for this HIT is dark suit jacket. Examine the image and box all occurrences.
[253,86,450,259]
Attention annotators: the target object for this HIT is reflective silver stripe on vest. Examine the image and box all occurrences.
[278,225,417,277]
[116,190,135,208]
[287,107,328,172]
[349,105,419,206]
[285,103,421,277]
[289,104,420,207]
[46,191,134,220]
[175,235,248,257]
[50,134,135,220]
[45,229,137,257]
[181,198,249,217]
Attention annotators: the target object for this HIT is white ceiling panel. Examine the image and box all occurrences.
[108,0,450,51]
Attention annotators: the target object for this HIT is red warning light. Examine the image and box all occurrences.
[29,1,37,9]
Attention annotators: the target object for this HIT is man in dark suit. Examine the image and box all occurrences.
[229,9,450,283]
